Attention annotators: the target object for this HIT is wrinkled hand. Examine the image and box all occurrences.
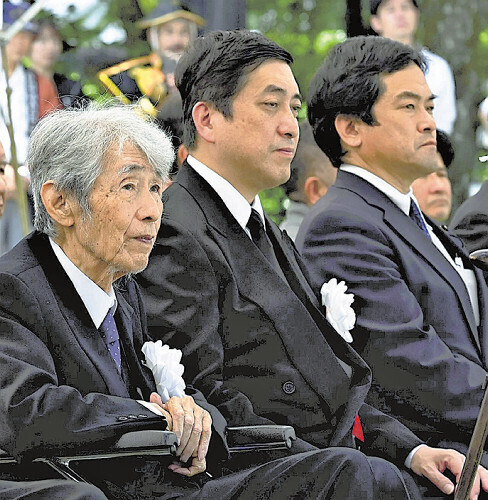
[150,392,211,475]
[411,446,488,499]
[168,452,206,477]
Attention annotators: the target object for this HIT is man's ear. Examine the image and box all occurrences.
[334,114,362,149]
[40,181,75,228]
[177,143,189,166]
[192,101,217,144]
[304,176,328,206]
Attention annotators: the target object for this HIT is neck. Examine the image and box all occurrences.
[343,156,411,194]
[30,63,53,80]
[389,34,414,46]
[190,150,258,204]
[54,236,115,293]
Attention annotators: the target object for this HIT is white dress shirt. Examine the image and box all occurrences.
[423,48,457,134]
[0,61,32,165]
[49,238,164,417]
[187,155,265,235]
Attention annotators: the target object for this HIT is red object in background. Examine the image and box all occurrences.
[353,415,364,442]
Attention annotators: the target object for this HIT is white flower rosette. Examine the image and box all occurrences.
[142,340,186,403]
[320,278,356,343]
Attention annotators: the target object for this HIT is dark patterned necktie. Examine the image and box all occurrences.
[409,198,431,239]
[99,311,121,373]
[247,209,285,279]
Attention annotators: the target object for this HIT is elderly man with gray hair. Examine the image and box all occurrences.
[0,103,228,497]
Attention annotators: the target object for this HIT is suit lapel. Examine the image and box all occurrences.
[115,289,156,399]
[29,232,130,397]
[176,164,370,418]
[337,171,482,351]
[267,220,321,311]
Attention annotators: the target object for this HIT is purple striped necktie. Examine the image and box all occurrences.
[409,198,431,240]
[99,310,121,373]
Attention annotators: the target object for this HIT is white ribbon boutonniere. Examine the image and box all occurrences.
[141,340,186,403]
[320,278,356,343]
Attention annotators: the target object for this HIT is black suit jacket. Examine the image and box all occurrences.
[450,180,488,254]
[297,170,488,447]
[138,162,423,465]
[0,231,227,461]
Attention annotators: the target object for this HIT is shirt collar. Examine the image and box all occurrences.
[186,155,265,231]
[340,164,415,216]
[49,238,117,329]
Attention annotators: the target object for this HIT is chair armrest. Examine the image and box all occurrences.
[226,425,296,453]
[35,431,179,482]
[114,430,178,451]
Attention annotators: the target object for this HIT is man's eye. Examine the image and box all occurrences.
[265,102,278,108]
[151,184,162,194]
[122,183,135,191]
[405,103,415,110]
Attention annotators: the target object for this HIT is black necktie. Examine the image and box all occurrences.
[247,209,285,280]
[409,198,431,239]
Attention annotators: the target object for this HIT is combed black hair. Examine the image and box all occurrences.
[308,35,425,168]
[175,29,293,149]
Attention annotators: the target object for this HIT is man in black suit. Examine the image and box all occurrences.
[296,35,488,465]
[138,29,487,498]
[450,180,488,255]
[0,103,379,499]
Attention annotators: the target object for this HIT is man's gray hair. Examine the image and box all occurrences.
[28,102,175,237]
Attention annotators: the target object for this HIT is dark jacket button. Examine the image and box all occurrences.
[117,416,128,421]
[282,381,296,394]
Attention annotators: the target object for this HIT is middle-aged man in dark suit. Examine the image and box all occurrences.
[450,180,488,255]
[296,35,488,466]
[137,29,488,498]
[0,103,387,500]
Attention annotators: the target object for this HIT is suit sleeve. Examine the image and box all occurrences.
[449,206,488,255]
[0,272,167,460]
[299,208,486,439]
[138,218,318,453]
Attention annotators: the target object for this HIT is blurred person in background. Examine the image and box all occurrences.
[0,1,61,255]
[450,179,488,257]
[411,130,454,223]
[29,18,85,109]
[477,96,488,150]
[280,120,337,241]
[156,92,187,181]
[98,0,204,117]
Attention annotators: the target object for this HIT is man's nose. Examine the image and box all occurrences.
[138,190,162,222]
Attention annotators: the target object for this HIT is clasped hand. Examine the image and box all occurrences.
[150,392,212,477]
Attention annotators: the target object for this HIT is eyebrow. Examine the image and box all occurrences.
[262,84,302,102]
[117,164,146,176]
[395,91,436,102]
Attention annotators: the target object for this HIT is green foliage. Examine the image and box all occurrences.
[246,1,345,221]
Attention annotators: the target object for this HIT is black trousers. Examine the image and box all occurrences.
[91,447,431,499]
[0,479,107,500]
